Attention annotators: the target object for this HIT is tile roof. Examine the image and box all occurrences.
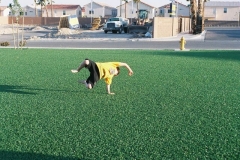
[159,1,188,8]
[117,0,155,8]
[0,6,8,10]
[205,1,240,7]
[94,1,115,8]
[44,4,81,10]
[24,4,41,9]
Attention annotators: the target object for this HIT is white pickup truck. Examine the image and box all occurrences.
[103,17,129,34]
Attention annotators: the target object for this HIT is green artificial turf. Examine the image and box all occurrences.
[0,49,239,159]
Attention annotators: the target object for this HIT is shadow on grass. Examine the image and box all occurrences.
[0,85,81,95]
[0,150,81,160]
[143,50,240,61]
[0,85,36,95]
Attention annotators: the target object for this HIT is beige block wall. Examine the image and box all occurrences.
[0,17,9,24]
[153,17,178,38]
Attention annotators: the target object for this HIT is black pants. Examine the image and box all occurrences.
[85,59,100,87]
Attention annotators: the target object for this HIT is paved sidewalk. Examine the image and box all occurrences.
[27,31,206,42]
[150,31,206,41]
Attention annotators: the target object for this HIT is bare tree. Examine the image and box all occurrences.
[34,0,36,16]
[51,0,55,17]
[8,0,23,49]
[8,4,16,49]
[45,0,49,17]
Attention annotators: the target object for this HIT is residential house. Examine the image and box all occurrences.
[0,6,10,16]
[157,1,190,17]
[42,4,82,17]
[116,1,156,19]
[83,1,117,18]
[204,1,240,21]
[22,4,41,17]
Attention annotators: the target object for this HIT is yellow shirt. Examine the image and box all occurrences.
[96,62,121,85]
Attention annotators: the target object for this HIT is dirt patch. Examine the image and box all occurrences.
[31,26,47,31]
[55,28,82,35]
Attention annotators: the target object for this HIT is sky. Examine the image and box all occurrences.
[1,0,239,7]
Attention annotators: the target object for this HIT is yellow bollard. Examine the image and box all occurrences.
[179,36,186,50]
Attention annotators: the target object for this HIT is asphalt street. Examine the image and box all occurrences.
[1,27,240,50]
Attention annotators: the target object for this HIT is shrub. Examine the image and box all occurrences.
[19,40,27,47]
[0,41,10,46]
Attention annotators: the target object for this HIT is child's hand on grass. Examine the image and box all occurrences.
[128,71,133,76]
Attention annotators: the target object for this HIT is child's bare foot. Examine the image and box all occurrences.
[71,69,78,73]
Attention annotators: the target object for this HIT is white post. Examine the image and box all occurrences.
[176,1,178,17]
[120,0,122,17]
[91,0,92,23]
[21,8,25,50]
[103,6,104,17]
[131,0,133,23]
[238,12,240,27]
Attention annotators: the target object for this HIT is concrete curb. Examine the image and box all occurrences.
[27,32,205,42]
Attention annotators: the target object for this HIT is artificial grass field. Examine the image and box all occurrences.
[0,48,239,159]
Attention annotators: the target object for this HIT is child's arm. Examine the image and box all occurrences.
[106,84,115,95]
[119,63,133,76]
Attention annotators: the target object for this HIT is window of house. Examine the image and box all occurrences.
[168,9,171,13]
[89,10,94,14]
[79,11,81,16]
[63,10,66,15]
[25,12,27,16]
[224,8,227,13]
